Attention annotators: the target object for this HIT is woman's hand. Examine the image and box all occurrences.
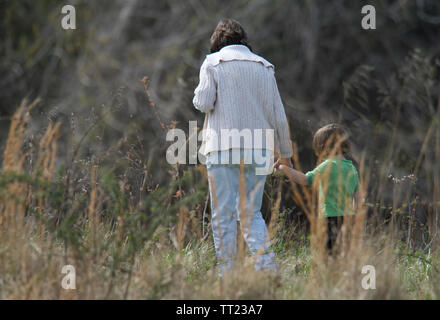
[274,158,293,170]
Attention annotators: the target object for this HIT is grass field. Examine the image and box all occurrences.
[0,99,439,300]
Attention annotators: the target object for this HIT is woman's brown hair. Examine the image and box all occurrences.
[210,19,252,53]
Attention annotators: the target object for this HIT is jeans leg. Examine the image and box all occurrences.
[207,164,239,276]
[238,165,277,271]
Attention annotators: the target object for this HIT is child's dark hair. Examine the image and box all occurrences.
[313,124,358,169]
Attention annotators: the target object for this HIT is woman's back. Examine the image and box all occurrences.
[214,60,273,130]
[193,44,292,158]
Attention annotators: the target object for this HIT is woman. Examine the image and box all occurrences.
[193,19,292,275]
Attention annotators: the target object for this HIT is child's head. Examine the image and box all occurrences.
[312,124,351,159]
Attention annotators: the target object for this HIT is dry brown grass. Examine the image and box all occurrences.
[0,98,439,299]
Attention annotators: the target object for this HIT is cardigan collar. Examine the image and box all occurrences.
[206,45,274,69]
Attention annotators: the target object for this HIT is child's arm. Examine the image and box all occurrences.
[274,160,308,185]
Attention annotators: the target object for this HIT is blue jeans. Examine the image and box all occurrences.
[206,149,277,275]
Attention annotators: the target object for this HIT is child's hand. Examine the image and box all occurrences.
[273,158,293,178]
[274,162,308,185]
[274,158,293,170]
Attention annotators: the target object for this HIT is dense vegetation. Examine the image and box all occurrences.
[0,0,439,299]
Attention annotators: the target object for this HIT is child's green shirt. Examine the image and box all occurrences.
[306,158,359,217]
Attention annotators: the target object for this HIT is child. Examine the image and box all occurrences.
[275,124,360,252]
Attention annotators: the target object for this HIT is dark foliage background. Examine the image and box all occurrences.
[1,0,439,242]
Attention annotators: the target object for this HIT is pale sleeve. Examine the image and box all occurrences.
[193,59,217,113]
[270,70,292,158]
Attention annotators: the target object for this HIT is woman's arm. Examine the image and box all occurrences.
[193,59,216,113]
[270,70,292,158]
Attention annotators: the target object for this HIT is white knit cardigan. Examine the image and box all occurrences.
[193,45,292,158]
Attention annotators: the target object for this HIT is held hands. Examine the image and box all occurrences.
[274,157,293,171]
[274,158,308,185]
[273,157,293,177]
[273,157,308,185]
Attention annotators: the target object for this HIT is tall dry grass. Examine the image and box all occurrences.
[0,97,439,299]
